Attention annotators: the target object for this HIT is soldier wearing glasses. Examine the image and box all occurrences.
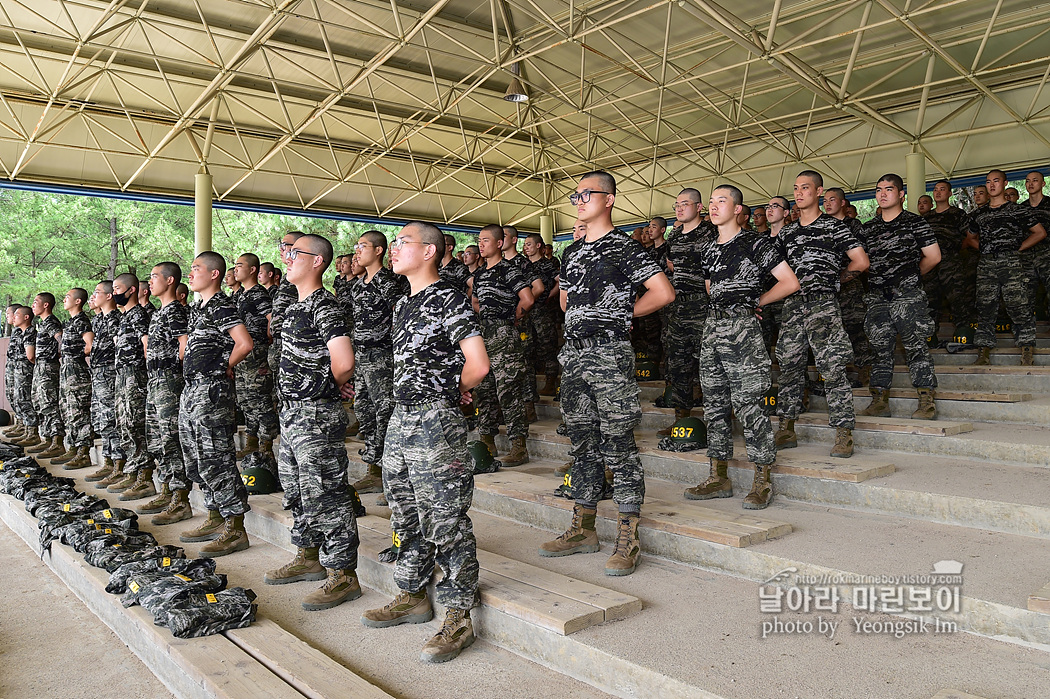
[268,231,304,404]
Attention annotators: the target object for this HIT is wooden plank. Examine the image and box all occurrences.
[931,347,1048,355]
[775,413,973,436]
[226,619,394,699]
[1027,581,1050,614]
[478,568,606,635]
[908,365,1050,375]
[930,691,990,699]
[851,388,1032,403]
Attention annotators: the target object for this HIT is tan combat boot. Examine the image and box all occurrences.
[97,460,128,489]
[912,388,937,420]
[62,446,93,470]
[259,439,276,461]
[1021,345,1035,366]
[538,373,558,396]
[16,427,43,449]
[301,568,362,611]
[539,504,599,557]
[658,408,691,436]
[236,435,259,460]
[352,463,384,494]
[347,420,360,437]
[107,470,138,493]
[859,388,891,417]
[120,468,157,501]
[264,547,327,585]
[830,427,854,458]
[605,513,641,576]
[858,365,872,387]
[2,419,23,439]
[973,347,992,366]
[479,434,498,457]
[199,514,250,557]
[742,464,774,510]
[179,509,225,542]
[26,433,54,454]
[137,483,171,514]
[421,608,475,663]
[361,590,433,628]
[774,419,797,450]
[152,489,193,526]
[555,459,572,476]
[38,436,67,459]
[525,402,538,423]
[501,435,529,467]
[684,459,733,500]
[86,457,115,482]
[51,442,79,465]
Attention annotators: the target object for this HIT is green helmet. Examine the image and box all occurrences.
[669,416,706,446]
[635,349,649,361]
[467,440,498,474]
[240,467,280,495]
[635,360,659,382]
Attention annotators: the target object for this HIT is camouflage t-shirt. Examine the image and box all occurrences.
[7,327,24,365]
[90,310,121,367]
[114,305,148,370]
[438,258,471,292]
[699,230,784,310]
[506,253,541,285]
[392,281,480,404]
[561,229,663,341]
[922,206,970,256]
[470,259,528,323]
[60,313,92,363]
[142,301,157,320]
[527,256,558,300]
[279,288,348,401]
[859,210,938,292]
[650,241,670,274]
[31,315,63,362]
[778,213,862,294]
[20,325,36,363]
[1021,196,1050,254]
[666,223,716,296]
[234,284,272,348]
[969,201,1041,256]
[184,293,243,380]
[147,301,189,373]
[269,278,299,340]
[334,275,355,331]
[351,267,406,349]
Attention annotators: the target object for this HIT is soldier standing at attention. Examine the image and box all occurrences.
[51,288,94,469]
[687,185,798,509]
[259,262,278,299]
[2,306,24,439]
[268,232,304,404]
[1021,171,1050,318]
[502,225,545,420]
[825,186,874,386]
[178,252,254,557]
[360,221,490,664]
[139,283,157,319]
[26,293,65,457]
[857,174,942,419]
[524,232,560,397]
[438,234,471,292]
[462,245,481,274]
[539,171,674,576]
[141,262,192,523]
[176,283,189,306]
[9,307,38,445]
[233,252,279,465]
[773,171,869,459]
[87,282,127,484]
[923,180,977,343]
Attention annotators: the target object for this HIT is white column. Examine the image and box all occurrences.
[905,151,926,213]
[194,167,213,256]
[540,215,554,244]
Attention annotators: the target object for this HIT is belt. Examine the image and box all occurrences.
[869,284,921,301]
[708,307,755,320]
[799,291,837,302]
[480,318,513,328]
[185,373,227,386]
[564,334,626,349]
[395,398,458,410]
[147,368,182,379]
[675,291,707,300]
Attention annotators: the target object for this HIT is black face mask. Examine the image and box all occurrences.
[112,291,130,306]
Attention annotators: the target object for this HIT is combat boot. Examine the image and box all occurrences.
[830,427,854,458]
[199,515,250,557]
[51,442,79,465]
[346,419,360,437]
[264,546,327,585]
[912,387,937,420]
[301,568,362,611]
[860,388,891,417]
[86,457,115,482]
[137,483,171,514]
[96,460,127,489]
[479,434,498,457]
[605,513,641,576]
[17,428,44,449]
[538,373,557,396]
[742,464,773,510]
[361,590,433,628]
[179,509,225,542]
[2,419,23,438]
[236,435,259,460]
[107,470,138,493]
[525,402,538,423]
[152,489,193,526]
[38,436,67,459]
[120,468,157,501]
[684,459,733,500]
[774,419,797,450]
[259,439,276,462]
[858,365,872,387]
[421,608,474,663]
[555,459,572,476]
[539,504,599,557]
[658,408,691,436]
[63,445,92,470]
[26,433,54,454]
[1021,345,1036,366]
[973,347,992,366]
[501,436,529,467]
[352,463,384,494]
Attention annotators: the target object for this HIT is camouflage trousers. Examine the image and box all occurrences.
[267,337,283,405]
[147,372,188,490]
[353,346,395,466]
[179,377,248,518]
[476,323,527,440]
[383,402,478,610]
[116,367,151,474]
[865,287,937,390]
[759,299,784,357]
[838,276,873,367]
[11,362,36,426]
[4,354,15,414]
[59,358,92,448]
[234,347,278,442]
[279,399,359,570]
[775,294,856,429]
[1023,242,1050,315]
[923,249,979,332]
[559,339,644,510]
[700,312,775,465]
[974,251,1035,348]
[529,302,559,377]
[32,360,63,438]
[91,365,123,459]
[632,311,663,364]
[664,293,707,409]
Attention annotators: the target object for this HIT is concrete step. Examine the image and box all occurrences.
[808,393,1050,428]
[929,349,1050,366]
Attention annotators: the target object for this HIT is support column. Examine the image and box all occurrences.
[906,150,926,213]
[540,215,554,244]
[194,167,213,256]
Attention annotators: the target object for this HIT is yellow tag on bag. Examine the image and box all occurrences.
[206,593,218,604]
[62,503,71,512]
[161,557,172,567]
[174,574,192,582]
[129,580,140,593]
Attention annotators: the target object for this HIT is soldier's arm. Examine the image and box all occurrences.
[177,335,188,362]
[1021,223,1047,251]
[919,243,942,275]
[530,277,545,299]
[634,272,674,318]
[25,344,35,364]
[227,324,253,378]
[761,261,800,307]
[141,335,149,356]
[327,335,355,387]
[559,289,567,313]
[845,246,869,273]
[547,277,560,301]
[466,277,480,315]
[83,331,94,361]
[459,334,489,396]
[515,286,535,321]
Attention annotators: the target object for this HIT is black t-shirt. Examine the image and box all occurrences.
[859,210,938,292]
[1021,196,1050,253]
[778,213,862,294]
[279,288,348,401]
[470,260,528,323]
[700,231,784,310]
[438,258,471,292]
[969,201,1041,255]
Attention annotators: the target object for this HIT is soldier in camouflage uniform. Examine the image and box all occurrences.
[26,293,65,457]
[825,187,873,383]
[539,171,674,577]
[268,231,304,404]
[524,232,560,396]
[774,171,869,458]
[1022,171,1050,318]
[9,307,39,443]
[178,251,254,558]
[348,230,408,494]
[361,221,489,664]
[2,307,22,437]
[857,174,941,420]
[438,234,471,292]
[758,196,791,354]
[502,225,545,421]
[968,169,1047,366]
[636,216,669,366]
[688,185,799,510]
[52,288,94,469]
[469,224,534,466]
[232,253,279,464]
[922,179,978,340]
[86,282,126,483]
[263,234,362,612]
[142,262,192,523]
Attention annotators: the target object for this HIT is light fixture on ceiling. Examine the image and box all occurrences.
[504,61,528,102]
